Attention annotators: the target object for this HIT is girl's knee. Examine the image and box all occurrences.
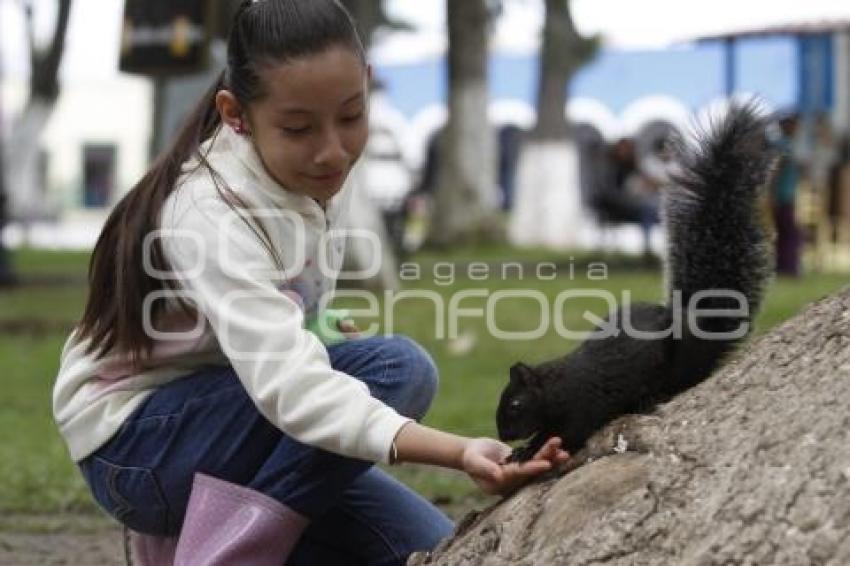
[420,509,454,550]
[380,336,439,419]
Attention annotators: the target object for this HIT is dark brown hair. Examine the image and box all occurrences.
[77,0,365,365]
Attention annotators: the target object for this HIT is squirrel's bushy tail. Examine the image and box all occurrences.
[664,103,776,391]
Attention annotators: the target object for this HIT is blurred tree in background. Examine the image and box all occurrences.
[509,0,598,248]
[533,0,598,141]
[339,0,412,48]
[3,0,73,270]
[428,0,503,247]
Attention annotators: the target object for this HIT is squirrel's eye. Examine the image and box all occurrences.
[510,399,522,409]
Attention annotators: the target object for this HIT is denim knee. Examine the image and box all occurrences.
[379,336,439,421]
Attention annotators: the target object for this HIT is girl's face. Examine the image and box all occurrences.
[222,45,370,203]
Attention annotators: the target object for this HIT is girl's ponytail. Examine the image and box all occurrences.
[77,72,225,364]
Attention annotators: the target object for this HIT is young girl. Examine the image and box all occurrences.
[52,1,567,564]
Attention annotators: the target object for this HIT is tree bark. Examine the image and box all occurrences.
[427,0,500,247]
[6,0,73,222]
[412,288,850,564]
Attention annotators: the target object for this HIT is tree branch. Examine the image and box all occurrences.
[30,0,73,101]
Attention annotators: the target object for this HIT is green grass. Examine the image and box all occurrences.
[10,248,91,276]
[0,335,94,512]
[0,246,846,517]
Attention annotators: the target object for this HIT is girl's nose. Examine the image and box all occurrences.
[314,128,348,169]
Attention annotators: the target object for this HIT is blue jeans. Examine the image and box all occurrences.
[78,335,454,565]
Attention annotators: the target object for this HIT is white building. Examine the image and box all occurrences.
[2,73,152,248]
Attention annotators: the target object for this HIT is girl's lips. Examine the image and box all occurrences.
[307,171,343,182]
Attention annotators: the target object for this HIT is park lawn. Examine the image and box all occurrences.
[0,247,846,516]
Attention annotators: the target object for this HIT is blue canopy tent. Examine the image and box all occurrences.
[373,36,800,125]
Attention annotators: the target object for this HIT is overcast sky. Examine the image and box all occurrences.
[387,0,850,49]
[2,0,850,79]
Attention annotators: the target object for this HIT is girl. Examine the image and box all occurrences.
[52,1,567,564]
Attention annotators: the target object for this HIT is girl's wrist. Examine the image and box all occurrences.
[392,421,470,471]
[451,436,470,470]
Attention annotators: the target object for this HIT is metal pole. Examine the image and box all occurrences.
[724,37,737,98]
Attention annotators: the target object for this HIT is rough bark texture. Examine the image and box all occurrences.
[411,287,850,565]
[428,0,500,247]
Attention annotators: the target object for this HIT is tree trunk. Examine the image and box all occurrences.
[412,288,850,564]
[532,0,595,142]
[509,0,596,249]
[427,0,500,247]
[6,0,73,223]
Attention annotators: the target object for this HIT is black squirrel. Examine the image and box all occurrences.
[496,105,776,461]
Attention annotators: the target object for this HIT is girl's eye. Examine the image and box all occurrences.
[341,112,364,124]
[281,126,310,135]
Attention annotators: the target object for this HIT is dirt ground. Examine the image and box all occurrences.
[0,514,125,566]
[0,497,480,565]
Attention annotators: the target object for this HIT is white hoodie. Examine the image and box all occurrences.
[52,125,410,464]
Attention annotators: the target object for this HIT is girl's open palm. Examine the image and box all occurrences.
[461,437,569,496]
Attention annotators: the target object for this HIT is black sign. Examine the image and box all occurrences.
[119,0,212,76]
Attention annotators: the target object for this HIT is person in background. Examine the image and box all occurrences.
[771,114,802,276]
[497,124,523,210]
[591,138,660,258]
[639,137,679,195]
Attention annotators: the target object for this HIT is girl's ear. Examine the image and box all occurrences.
[215,89,245,131]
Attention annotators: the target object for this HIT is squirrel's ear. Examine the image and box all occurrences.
[509,363,537,386]
[509,363,526,382]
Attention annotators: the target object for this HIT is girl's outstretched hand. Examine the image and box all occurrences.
[461,437,569,496]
